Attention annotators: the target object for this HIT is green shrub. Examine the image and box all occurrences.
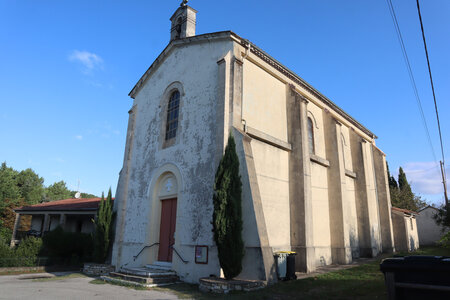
[0,236,42,267]
[42,226,93,265]
[0,225,12,245]
[15,236,43,266]
[0,242,15,267]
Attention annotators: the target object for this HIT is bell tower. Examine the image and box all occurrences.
[170,0,197,41]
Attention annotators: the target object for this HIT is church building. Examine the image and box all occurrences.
[111,2,395,284]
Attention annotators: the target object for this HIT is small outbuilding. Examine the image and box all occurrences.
[391,207,419,252]
[416,205,448,246]
[10,197,112,247]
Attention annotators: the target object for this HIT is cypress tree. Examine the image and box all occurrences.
[212,134,244,280]
[397,167,414,210]
[93,188,115,263]
[386,162,398,190]
[398,167,411,194]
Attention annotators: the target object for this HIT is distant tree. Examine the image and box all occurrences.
[0,162,21,206]
[212,134,244,280]
[92,188,115,263]
[16,168,45,204]
[0,163,41,232]
[45,181,72,201]
[0,163,46,206]
[388,165,427,211]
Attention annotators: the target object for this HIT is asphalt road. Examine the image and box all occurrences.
[0,272,180,300]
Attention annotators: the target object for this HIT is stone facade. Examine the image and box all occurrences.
[111,4,395,284]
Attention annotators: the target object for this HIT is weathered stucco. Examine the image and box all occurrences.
[112,38,234,283]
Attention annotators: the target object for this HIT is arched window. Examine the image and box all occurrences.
[307,117,315,154]
[165,91,180,140]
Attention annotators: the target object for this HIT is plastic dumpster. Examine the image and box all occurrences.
[274,251,297,280]
[380,255,450,300]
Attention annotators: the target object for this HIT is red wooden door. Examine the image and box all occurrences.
[158,198,177,262]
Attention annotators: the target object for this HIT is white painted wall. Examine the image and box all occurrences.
[251,139,290,251]
[405,216,419,251]
[310,161,332,266]
[242,60,288,142]
[417,207,448,246]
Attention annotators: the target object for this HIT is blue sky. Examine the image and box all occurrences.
[0,0,448,205]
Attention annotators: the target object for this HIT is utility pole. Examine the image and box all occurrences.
[440,161,449,207]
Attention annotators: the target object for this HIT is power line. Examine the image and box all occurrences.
[415,0,448,205]
[416,0,446,165]
[385,0,439,166]
[403,164,440,174]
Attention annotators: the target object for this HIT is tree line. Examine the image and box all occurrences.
[387,163,427,212]
[0,162,97,236]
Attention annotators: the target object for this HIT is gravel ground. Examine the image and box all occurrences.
[0,272,180,300]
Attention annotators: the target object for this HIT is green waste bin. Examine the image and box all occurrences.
[274,251,297,280]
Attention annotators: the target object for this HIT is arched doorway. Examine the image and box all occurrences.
[157,175,178,262]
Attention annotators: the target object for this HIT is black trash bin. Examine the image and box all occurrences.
[286,252,297,280]
[380,255,450,300]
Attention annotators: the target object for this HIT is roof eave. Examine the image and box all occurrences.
[14,208,99,213]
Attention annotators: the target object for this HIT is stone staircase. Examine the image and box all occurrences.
[101,262,179,288]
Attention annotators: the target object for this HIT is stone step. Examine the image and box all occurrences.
[100,275,177,288]
[146,261,172,271]
[120,267,176,277]
[109,272,179,284]
[199,277,266,293]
